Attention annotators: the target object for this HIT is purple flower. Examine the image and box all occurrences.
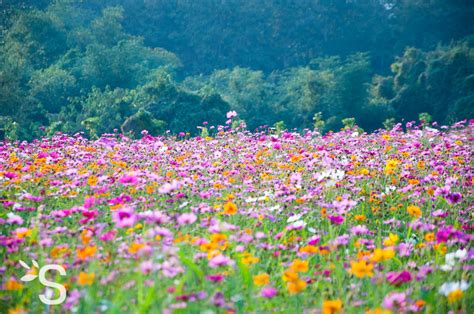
[445,192,462,204]
[328,215,344,225]
[350,225,369,235]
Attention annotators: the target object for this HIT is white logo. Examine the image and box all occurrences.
[19,260,67,305]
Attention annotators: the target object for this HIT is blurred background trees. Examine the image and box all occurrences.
[0,0,472,139]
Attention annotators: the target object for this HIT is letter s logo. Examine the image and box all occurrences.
[38,264,67,305]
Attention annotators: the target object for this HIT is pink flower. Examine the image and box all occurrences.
[386,270,412,286]
[226,111,237,119]
[382,292,406,311]
[112,206,136,228]
[209,254,234,268]
[119,174,138,185]
[261,287,278,298]
[206,274,225,283]
[83,196,95,209]
[177,213,197,225]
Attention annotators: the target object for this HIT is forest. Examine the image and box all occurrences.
[1,0,473,139]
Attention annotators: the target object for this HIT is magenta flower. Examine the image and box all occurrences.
[328,215,344,225]
[386,270,412,286]
[119,174,138,185]
[112,206,136,228]
[261,287,278,298]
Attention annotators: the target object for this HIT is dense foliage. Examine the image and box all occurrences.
[0,0,473,140]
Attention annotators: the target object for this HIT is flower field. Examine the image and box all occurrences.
[1,121,472,313]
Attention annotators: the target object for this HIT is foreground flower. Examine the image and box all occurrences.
[177,213,197,225]
[322,299,343,314]
[76,246,97,260]
[350,260,374,278]
[77,272,95,286]
[382,292,406,311]
[439,281,470,303]
[253,273,270,286]
[223,201,238,215]
[261,287,278,298]
[407,205,422,218]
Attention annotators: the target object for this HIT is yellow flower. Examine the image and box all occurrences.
[290,259,309,272]
[253,273,270,286]
[407,205,422,218]
[322,299,343,314]
[447,289,463,303]
[223,201,238,215]
[350,260,373,278]
[242,255,259,265]
[383,233,399,246]
[15,229,32,239]
[77,272,95,286]
[371,248,395,262]
[87,175,98,186]
[287,279,306,294]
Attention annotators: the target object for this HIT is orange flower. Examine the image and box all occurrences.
[299,245,319,254]
[290,259,309,272]
[350,260,373,278]
[5,279,23,291]
[407,205,422,218]
[80,229,93,245]
[253,273,270,286]
[87,175,98,186]
[129,242,145,254]
[282,269,299,282]
[287,279,306,294]
[322,300,343,314]
[223,201,238,215]
[77,245,97,260]
[424,233,435,242]
[77,272,95,286]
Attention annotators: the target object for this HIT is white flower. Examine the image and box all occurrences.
[287,214,303,223]
[440,249,468,271]
[439,281,470,296]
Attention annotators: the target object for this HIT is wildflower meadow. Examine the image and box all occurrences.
[1,117,472,313]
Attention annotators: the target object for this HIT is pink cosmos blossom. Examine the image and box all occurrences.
[119,174,138,185]
[177,213,197,225]
[261,287,278,298]
[386,270,412,286]
[208,254,234,268]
